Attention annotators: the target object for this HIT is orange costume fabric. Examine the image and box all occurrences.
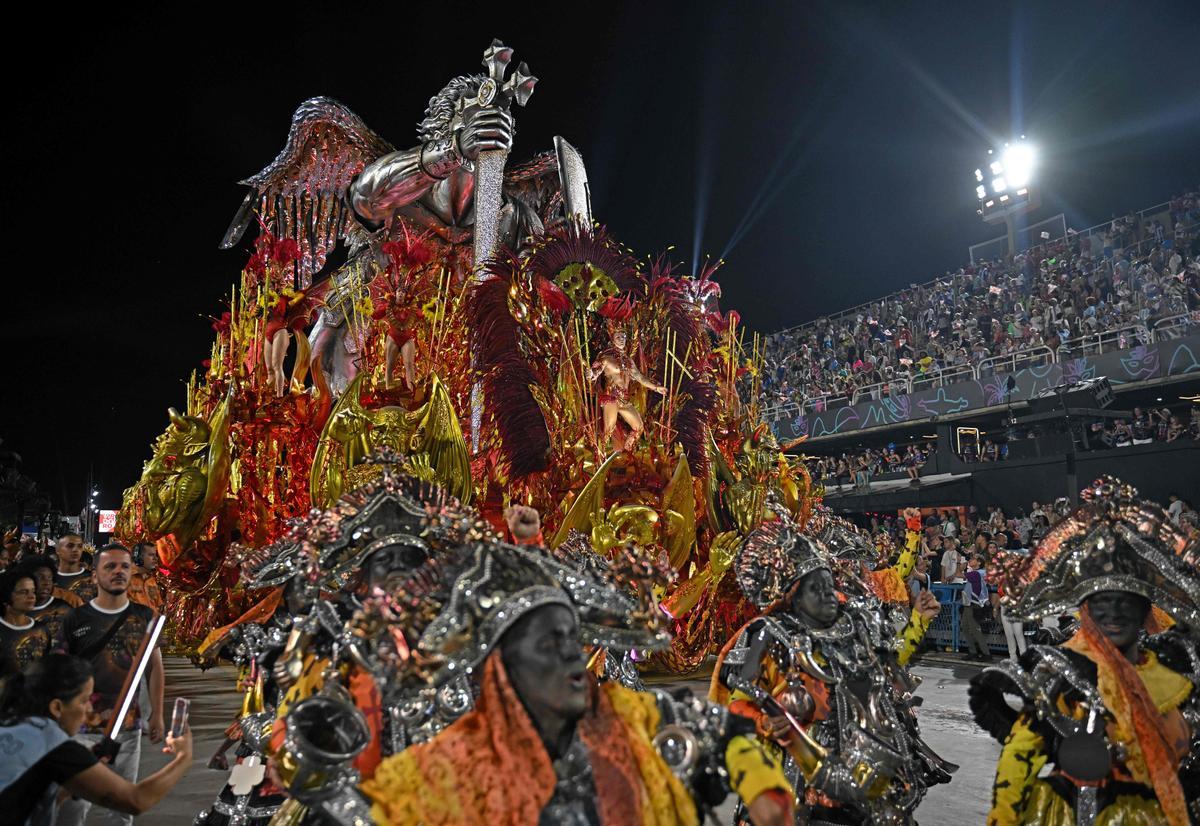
[1061,606,1191,826]
[363,653,698,825]
[196,588,284,662]
[128,566,163,612]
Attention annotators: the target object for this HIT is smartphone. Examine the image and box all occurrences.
[170,697,190,738]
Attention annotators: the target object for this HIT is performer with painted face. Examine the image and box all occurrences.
[711,510,952,824]
[970,477,1200,826]
[357,537,796,826]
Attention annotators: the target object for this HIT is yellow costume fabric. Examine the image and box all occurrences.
[987,643,1193,825]
[711,603,931,815]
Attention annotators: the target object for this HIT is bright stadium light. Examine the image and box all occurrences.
[1003,142,1036,188]
[972,137,1042,260]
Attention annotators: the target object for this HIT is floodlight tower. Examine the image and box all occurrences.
[974,138,1040,259]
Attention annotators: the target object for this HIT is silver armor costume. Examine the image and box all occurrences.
[720,599,954,825]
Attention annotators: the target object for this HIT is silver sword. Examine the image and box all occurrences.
[465,40,536,450]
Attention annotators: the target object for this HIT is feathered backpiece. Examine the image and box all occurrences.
[470,251,552,478]
[996,477,1200,627]
[222,97,395,284]
[526,220,643,310]
[733,502,831,609]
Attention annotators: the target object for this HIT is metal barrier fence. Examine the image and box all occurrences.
[1056,325,1149,358]
[1154,312,1200,339]
[927,584,1009,655]
[977,345,1055,377]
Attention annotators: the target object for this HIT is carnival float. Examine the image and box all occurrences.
[116,39,824,674]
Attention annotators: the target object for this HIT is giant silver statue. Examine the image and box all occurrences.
[221,40,592,394]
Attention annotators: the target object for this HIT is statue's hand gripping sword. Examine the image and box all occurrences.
[458,39,537,276]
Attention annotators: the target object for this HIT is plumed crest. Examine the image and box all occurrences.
[997,477,1200,627]
[674,372,716,477]
[526,221,644,297]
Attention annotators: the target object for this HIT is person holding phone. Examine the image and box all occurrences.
[0,654,192,825]
[56,544,163,826]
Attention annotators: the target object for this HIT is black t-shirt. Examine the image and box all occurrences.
[0,619,51,677]
[53,570,97,604]
[0,738,97,823]
[29,597,74,651]
[60,601,157,731]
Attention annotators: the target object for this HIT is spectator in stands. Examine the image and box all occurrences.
[908,556,933,605]
[961,440,979,463]
[1167,415,1186,442]
[853,454,870,491]
[1168,494,1184,525]
[897,445,914,481]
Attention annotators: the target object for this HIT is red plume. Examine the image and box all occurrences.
[598,295,635,321]
[536,277,572,315]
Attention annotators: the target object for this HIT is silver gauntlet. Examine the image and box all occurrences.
[419,136,467,179]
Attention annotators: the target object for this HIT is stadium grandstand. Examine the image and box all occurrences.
[762,189,1200,512]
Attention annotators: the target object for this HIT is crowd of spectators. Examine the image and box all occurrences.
[1085,404,1200,448]
[762,190,1200,412]
[809,442,937,489]
[809,402,1198,493]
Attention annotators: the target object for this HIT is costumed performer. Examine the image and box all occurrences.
[360,538,796,825]
[969,477,1200,825]
[712,507,953,824]
[588,323,668,453]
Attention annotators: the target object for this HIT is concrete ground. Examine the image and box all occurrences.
[124,655,1000,824]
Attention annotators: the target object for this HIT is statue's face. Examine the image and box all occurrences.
[1085,590,1150,651]
[792,568,839,628]
[500,604,590,723]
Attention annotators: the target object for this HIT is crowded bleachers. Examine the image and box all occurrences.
[762,191,1200,415]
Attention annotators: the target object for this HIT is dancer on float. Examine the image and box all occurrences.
[970,477,1200,825]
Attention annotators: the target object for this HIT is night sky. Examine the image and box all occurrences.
[3,1,1198,515]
